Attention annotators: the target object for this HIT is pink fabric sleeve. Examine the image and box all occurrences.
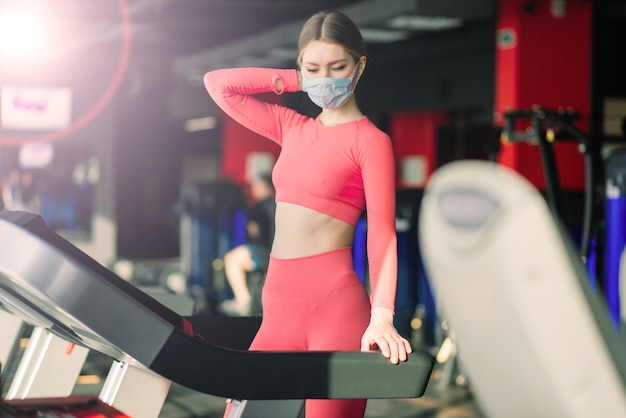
[358,132,398,312]
[203,68,303,145]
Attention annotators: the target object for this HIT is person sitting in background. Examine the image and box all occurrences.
[220,173,276,316]
[1,170,39,212]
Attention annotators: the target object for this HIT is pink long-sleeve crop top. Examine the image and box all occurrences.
[204,68,397,311]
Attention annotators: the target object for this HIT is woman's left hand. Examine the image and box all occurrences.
[361,307,413,364]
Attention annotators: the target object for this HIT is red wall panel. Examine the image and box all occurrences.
[495,0,592,190]
[220,93,281,184]
[389,111,450,188]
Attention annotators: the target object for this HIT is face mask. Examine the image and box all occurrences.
[302,63,360,109]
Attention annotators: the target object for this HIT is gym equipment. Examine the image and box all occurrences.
[352,216,367,284]
[605,146,626,328]
[1,395,129,417]
[0,307,25,379]
[4,326,90,400]
[394,202,419,340]
[500,107,596,260]
[419,160,626,418]
[179,180,248,314]
[0,210,435,417]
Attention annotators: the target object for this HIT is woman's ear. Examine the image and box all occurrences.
[357,56,367,77]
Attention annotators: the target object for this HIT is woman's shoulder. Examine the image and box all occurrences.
[356,117,391,141]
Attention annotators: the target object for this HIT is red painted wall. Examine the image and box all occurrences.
[220,93,281,184]
[389,111,451,188]
[495,0,592,190]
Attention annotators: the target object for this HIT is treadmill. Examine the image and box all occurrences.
[0,210,435,417]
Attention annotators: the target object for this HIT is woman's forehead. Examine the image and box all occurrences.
[300,41,350,65]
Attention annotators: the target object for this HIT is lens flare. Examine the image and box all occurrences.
[0,2,54,65]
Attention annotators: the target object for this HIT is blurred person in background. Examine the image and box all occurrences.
[220,173,275,316]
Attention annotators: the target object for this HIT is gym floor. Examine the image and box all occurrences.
[157,382,484,418]
[158,378,485,418]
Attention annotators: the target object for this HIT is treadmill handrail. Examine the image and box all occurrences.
[0,211,434,400]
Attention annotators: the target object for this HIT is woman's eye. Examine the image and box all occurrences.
[332,66,346,72]
[305,68,318,73]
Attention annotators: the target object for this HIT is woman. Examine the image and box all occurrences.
[205,10,412,418]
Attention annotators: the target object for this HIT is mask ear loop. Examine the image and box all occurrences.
[349,59,364,92]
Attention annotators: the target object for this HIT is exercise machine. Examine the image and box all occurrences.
[419,160,626,418]
[0,210,435,417]
[0,307,25,380]
[499,107,596,261]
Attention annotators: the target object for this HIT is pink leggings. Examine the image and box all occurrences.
[227,247,371,418]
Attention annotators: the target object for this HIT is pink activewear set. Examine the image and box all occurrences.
[205,68,398,418]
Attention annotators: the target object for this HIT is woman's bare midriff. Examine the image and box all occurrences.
[270,202,356,259]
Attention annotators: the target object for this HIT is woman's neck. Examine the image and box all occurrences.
[319,102,363,126]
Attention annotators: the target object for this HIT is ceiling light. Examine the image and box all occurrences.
[184,116,217,133]
[0,0,58,67]
[360,28,411,43]
[386,15,463,31]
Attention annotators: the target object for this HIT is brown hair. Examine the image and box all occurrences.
[297,11,366,67]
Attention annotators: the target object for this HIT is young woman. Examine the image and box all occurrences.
[204,10,412,418]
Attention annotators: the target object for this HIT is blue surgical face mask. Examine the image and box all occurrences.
[302,63,361,109]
